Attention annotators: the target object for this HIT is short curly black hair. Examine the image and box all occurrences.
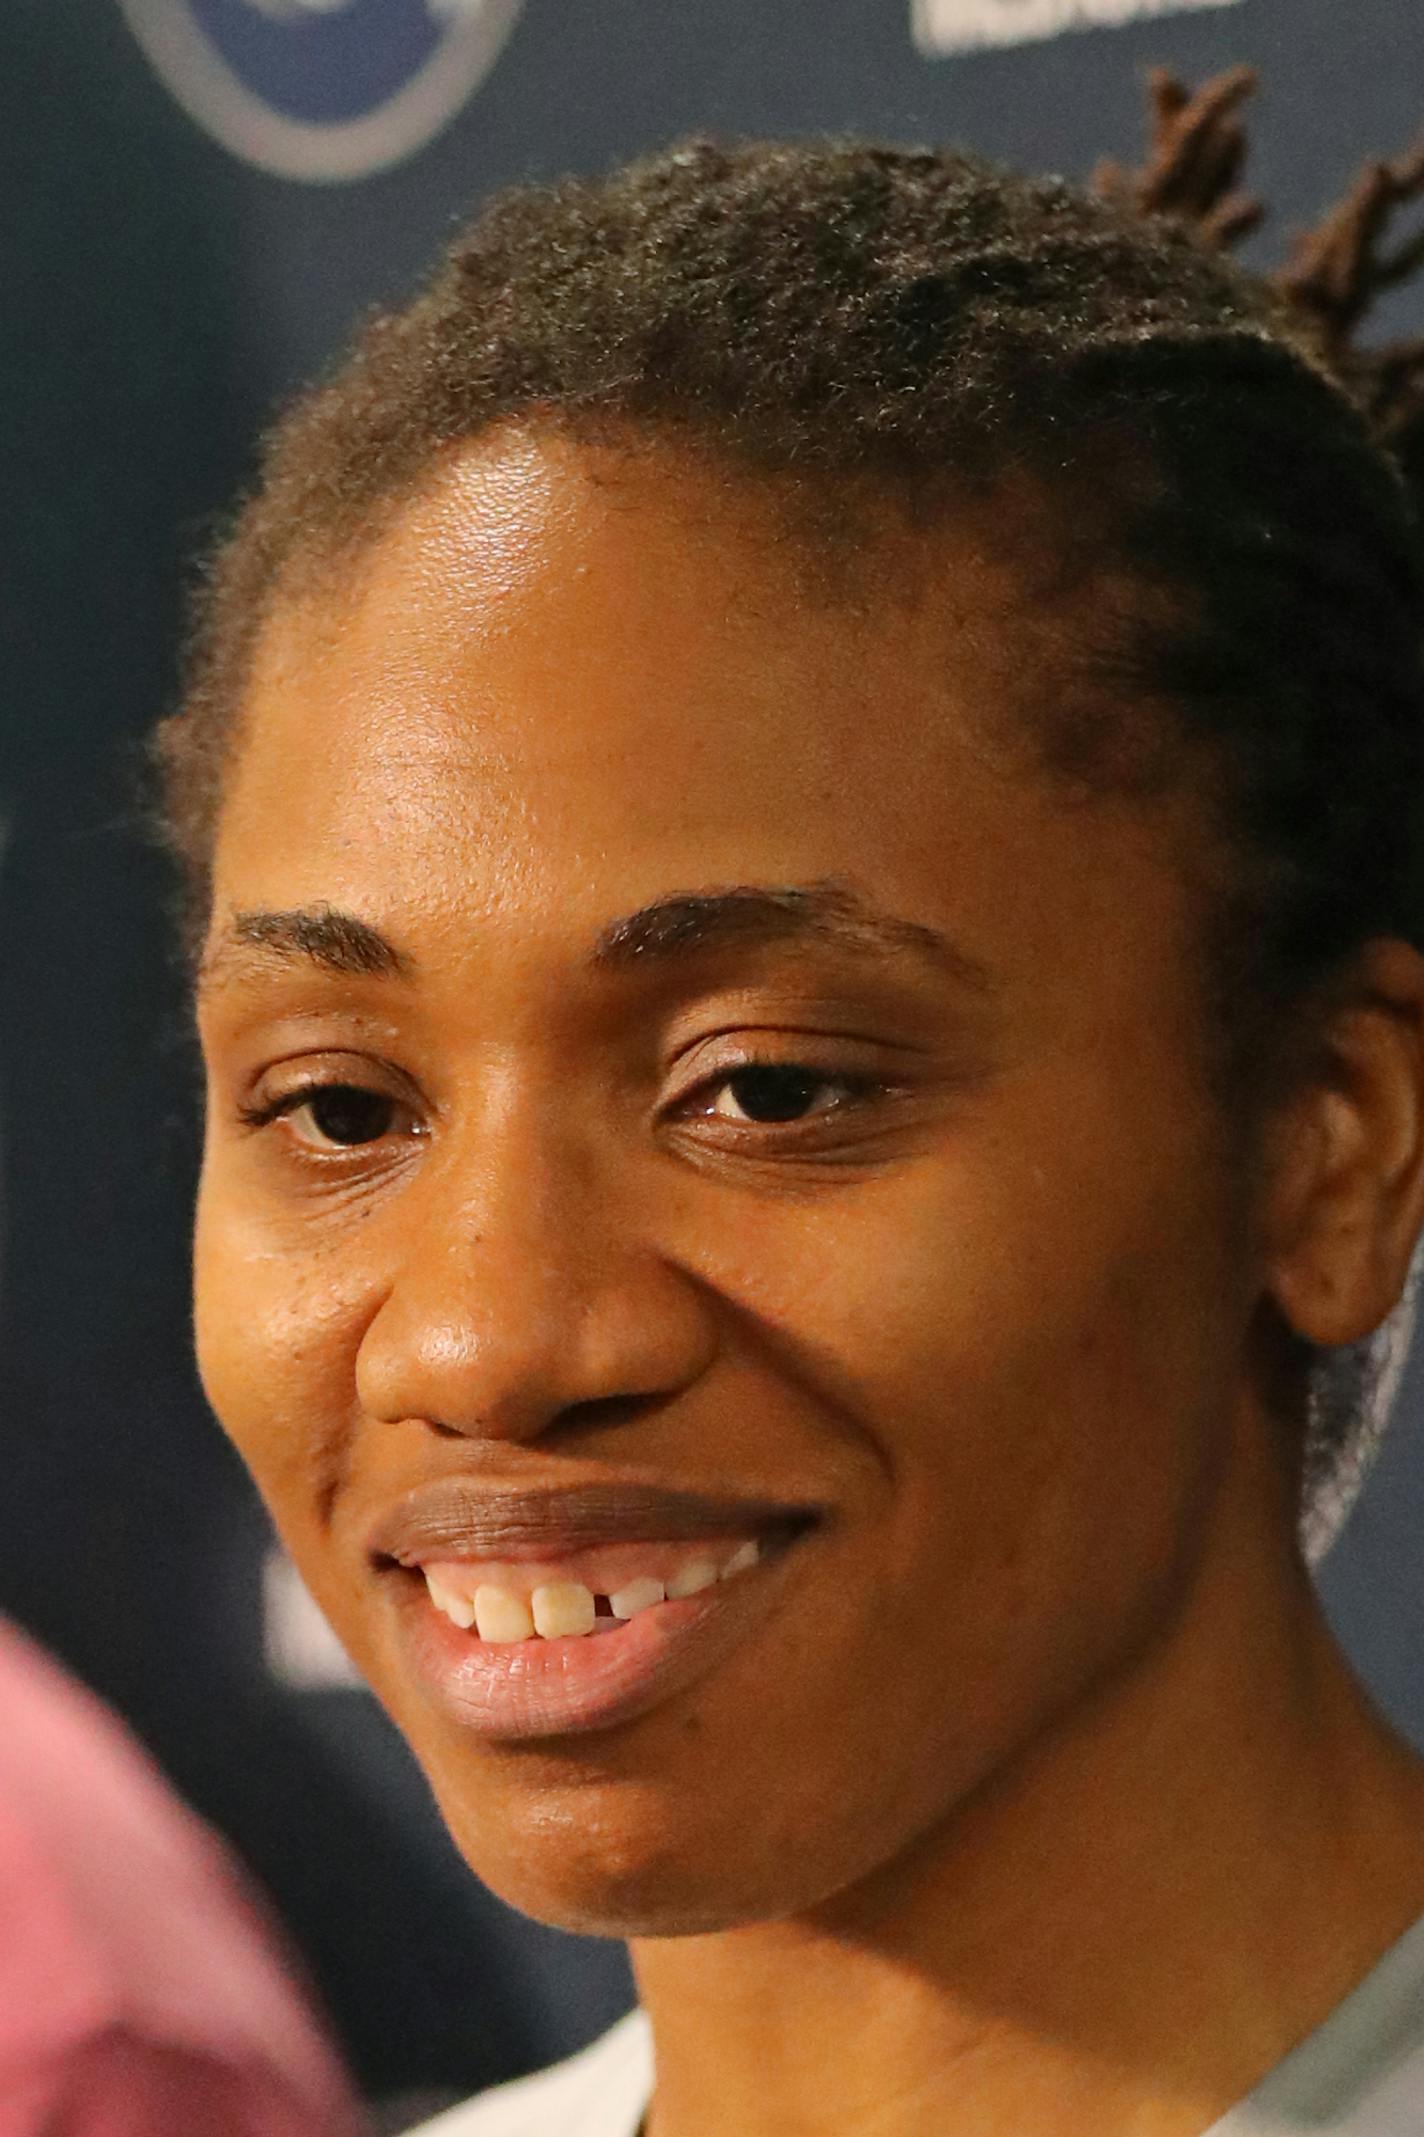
[155,89,1424,1550]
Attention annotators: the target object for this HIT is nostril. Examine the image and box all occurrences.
[560,1391,677,1432]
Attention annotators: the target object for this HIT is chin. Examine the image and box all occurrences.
[426,1761,841,1939]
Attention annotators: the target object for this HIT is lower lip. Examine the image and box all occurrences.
[388,1554,796,1743]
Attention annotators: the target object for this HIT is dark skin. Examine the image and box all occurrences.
[194,428,1424,2135]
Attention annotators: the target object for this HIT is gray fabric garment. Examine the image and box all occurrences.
[1210,1905,1424,2133]
[413,2012,648,2136]
[418,1905,1424,2136]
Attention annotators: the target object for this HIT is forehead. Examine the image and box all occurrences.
[249,429,992,784]
[213,427,1196,1002]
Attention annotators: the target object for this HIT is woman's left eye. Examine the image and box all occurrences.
[682,1063,876,1126]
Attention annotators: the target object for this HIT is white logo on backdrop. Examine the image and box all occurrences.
[914,0,1240,55]
[118,0,524,183]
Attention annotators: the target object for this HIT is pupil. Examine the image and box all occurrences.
[309,1087,392,1145]
[729,1066,820,1122]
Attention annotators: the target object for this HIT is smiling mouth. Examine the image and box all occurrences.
[369,1485,819,1741]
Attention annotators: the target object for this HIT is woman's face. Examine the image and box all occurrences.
[195,430,1257,1934]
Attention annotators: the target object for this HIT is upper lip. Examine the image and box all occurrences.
[367,1477,822,1568]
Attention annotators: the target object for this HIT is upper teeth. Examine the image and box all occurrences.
[423,1540,761,1640]
[475,1586,534,1644]
[426,1575,475,1630]
[609,1576,666,1618]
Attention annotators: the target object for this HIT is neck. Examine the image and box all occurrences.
[631,1441,1424,2137]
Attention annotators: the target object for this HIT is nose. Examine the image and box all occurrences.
[354,1114,717,1444]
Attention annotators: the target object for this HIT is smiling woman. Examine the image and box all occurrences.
[155,72,1424,2137]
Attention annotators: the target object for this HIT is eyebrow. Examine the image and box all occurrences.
[198,878,995,996]
[590,879,994,991]
[199,906,410,989]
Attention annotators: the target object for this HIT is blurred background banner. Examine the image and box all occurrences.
[2,0,1423,2112]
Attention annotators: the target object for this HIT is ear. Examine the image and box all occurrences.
[1264,939,1424,1347]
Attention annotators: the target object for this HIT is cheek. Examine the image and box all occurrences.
[625,1147,1234,1906]
[193,1164,373,1546]
[194,1176,401,1693]
[728,1108,1235,1680]
[742,1130,1221,1466]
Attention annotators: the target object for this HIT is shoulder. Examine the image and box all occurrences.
[414,2011,652,2137]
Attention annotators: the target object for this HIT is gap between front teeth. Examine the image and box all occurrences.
[425,1539,762,1641]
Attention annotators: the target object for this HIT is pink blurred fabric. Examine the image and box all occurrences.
[0,1617,365,2136]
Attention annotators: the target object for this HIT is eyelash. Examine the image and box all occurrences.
[235,1058,893,1157]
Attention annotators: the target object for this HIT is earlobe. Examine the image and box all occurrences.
[1264,939,1424,1350]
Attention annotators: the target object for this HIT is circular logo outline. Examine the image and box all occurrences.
[118,0,525,183]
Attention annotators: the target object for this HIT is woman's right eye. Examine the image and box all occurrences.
[243,1083,410,1151]
[293,1086,397,1148]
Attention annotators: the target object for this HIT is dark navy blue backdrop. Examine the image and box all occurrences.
[187,4,450,122]
[2,0,1423,2111]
